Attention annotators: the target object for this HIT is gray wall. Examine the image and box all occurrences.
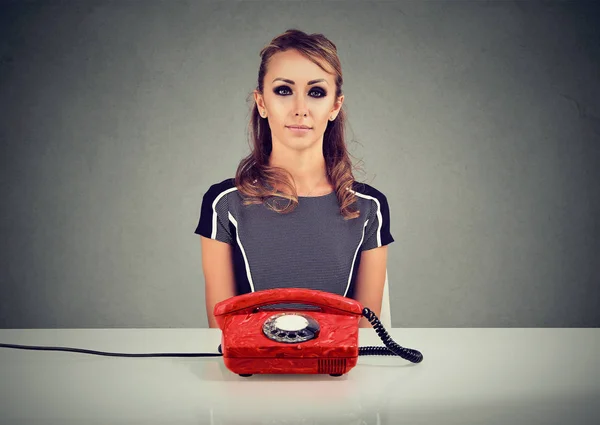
[1,0,598,328]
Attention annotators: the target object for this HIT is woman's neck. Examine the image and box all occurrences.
[269,149,331,196]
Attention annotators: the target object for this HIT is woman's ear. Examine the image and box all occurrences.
[330,94,344,119]
[254,90,265,111]
[254,90,268,118]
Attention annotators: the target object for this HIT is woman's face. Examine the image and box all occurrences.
[254,49,344,155]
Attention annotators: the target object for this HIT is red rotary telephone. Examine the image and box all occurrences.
[214,288,423,377]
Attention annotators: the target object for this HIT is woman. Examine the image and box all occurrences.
[195,29,394,328]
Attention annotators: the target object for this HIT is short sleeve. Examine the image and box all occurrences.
[194,183,234,245]
[361,195,394,251]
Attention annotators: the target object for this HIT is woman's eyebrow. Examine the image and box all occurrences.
[272,78,329,85]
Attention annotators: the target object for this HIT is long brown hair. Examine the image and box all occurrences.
[235,29,359,219]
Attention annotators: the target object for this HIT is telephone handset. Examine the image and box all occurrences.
[214,287,363,318]
[214,288,423,377]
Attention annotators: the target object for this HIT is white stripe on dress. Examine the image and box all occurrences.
[344,219,369,297]
[210,187,238,239]
[228,212,255,292]
[350,189,383,247]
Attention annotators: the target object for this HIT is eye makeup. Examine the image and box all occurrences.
[273,85,327,98]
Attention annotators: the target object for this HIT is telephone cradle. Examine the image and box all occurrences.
[214,288,423,377]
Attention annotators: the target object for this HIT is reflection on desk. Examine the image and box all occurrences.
[0,328,599,425]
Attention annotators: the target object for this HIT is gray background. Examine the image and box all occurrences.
[1,0,598,329]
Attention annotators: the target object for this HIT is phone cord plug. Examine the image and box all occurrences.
[359,307,424,363]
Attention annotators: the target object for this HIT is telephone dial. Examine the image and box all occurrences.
[214,288,423,377]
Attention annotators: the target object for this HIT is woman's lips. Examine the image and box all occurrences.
[286,126,312,134]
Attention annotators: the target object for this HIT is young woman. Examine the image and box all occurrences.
[195,29,394,328]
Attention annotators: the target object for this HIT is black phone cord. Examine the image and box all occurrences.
[1,308,423,363]
[359,307,423,363]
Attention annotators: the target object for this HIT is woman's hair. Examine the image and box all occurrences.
[234,28,360,219]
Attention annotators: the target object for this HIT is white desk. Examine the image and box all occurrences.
[0,328,599,425]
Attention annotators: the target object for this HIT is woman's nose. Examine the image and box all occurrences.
[294,96,308,117]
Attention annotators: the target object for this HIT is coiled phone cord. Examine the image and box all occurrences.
[359,307,423,363]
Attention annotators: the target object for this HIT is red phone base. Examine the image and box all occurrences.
[219,310,360,375]
[223,356,358,375]
[214,288,364,376]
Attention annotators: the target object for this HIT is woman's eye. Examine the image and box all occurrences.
[309,88,327,98]
[274,86,292,96]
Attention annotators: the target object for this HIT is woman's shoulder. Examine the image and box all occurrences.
[351,181,393,225]
[202,177,238,202]
[350,181,390,203]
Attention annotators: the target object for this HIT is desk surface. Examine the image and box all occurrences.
[1,328,599,425]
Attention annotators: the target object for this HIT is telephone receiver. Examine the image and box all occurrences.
[214,287,363,317]
[214,288,423,377]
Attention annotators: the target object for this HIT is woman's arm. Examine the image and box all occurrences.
[200,236,237,328]
[352,246,388,328]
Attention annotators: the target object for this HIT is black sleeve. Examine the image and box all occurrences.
[361,190,394,250]
[194,180,235,245]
